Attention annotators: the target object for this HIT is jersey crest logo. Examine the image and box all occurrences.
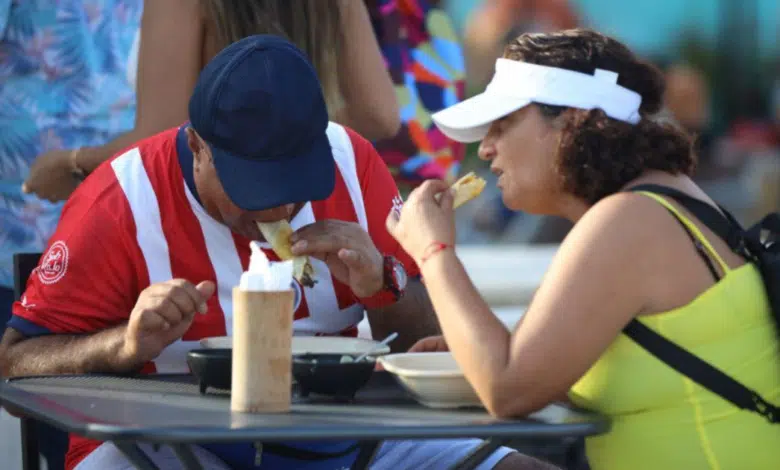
[291,280,303,312]
[38,241,69,285]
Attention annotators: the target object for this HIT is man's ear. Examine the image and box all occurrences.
[187,128,213,171]
[186,127,203,159]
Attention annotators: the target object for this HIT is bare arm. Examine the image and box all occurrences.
[332,0,400,141]
[75,0,204,172]
[0,278,215,378]
[366,277,440,353]
[0,327,138,377]
[419,195,667,417]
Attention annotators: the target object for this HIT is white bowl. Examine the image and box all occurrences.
[378,352,482,409]
[199,336,391,356]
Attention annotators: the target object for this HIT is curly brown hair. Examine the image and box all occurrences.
[503,29,696,204]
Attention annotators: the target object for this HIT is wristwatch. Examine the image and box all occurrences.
[359,255,408,309]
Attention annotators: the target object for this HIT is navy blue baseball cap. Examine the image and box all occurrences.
[188,35,335,211]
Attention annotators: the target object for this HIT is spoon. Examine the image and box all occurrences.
[353,332,398,362]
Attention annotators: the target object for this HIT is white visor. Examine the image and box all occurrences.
[432,59,642,143]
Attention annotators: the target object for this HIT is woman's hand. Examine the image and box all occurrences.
[409,335,449,353]
[385,179,456,265]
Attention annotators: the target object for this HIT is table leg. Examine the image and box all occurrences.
[449,438,510,470]
[20,418,40,470]
[170,443,206,470]
[351,441,381,470]
[114,442,162,470]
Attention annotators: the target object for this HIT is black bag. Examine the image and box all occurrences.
[622,184,779,424]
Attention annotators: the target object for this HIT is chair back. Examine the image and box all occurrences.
[13,253,43,302]
[9,252,67,470]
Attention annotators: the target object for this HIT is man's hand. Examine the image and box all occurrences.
[290,220,384,298]
[409,335,449,353]
[22,149,81,202]
[121,279,215,368]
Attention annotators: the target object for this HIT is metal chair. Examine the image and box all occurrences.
[12,253,41,302]
[12,253,68,470]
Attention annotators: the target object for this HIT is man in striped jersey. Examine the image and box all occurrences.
[0,35,529,470]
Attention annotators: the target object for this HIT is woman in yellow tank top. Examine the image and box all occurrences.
[383,28,780,470]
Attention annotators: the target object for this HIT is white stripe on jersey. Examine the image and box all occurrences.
[111,148,172,285]
[183,186,243,337]
[328,123,368,232]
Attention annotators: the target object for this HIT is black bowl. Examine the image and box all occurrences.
[292,354,375,400]
[187,348,232,394]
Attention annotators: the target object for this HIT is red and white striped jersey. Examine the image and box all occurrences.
[12,122,419,375]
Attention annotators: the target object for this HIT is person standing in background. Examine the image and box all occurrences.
[463,0,578,88]
[366,0,467,190]
[661,63,718,179]
[0,2,142,468]
[21,0,399,204]
[0,1,142,321]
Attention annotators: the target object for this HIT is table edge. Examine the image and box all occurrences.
[0,379,611,443]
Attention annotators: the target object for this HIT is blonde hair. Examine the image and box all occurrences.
[200,0,344,113]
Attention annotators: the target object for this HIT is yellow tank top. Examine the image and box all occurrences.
[569,192,780,470]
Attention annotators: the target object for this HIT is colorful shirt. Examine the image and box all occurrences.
[11,123,419,469]
[0,0,142,289]
[367,0,466,186]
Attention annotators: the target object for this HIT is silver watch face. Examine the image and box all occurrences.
[393,261,408,290]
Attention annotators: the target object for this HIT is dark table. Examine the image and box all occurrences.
[0,372,609,470]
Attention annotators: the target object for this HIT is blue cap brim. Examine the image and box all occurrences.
[210,132,335,211]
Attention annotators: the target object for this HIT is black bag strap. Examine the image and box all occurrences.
[625,184,779,424]
[629,184,747,254]
[623,320,779,423]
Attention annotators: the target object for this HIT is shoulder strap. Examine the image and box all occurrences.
[629,184,745,251]
[634,190,729,275]
[623,320,779,423]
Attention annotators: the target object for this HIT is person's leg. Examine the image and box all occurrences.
[493,451,563,470]
[370,439,561,470]
[74,443,231,470]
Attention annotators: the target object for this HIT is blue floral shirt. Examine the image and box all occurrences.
[0,0,141,288]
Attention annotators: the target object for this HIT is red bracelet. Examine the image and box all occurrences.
[420,242,452,266]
